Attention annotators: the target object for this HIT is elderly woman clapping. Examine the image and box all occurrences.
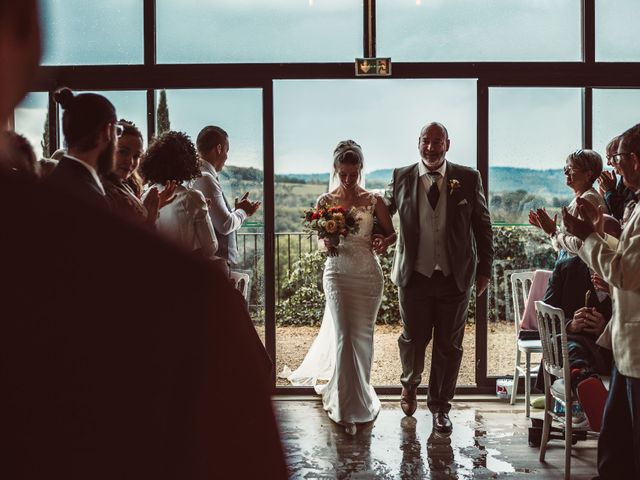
[529,149,608,256]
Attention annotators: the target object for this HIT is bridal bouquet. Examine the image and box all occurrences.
[303,203,360,247]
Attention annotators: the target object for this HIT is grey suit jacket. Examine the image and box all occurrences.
[385,161,494,292]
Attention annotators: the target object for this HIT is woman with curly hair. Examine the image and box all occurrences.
[141,131,218,259]
[102,120,176,226]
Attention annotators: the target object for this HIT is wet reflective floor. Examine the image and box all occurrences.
[274,398,598,479]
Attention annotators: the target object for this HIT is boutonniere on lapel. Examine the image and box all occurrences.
[448,179,461,195]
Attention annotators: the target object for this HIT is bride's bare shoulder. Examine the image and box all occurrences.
[316,192,334,206]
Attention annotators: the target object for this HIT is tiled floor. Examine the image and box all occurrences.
[274,397,598,479]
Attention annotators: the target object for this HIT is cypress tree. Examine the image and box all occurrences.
[157,89,171,135]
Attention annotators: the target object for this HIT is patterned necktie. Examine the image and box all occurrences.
[427,172,441,210]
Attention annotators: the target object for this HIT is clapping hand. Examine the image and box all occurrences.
[236,192,261,216]
[158,180,177,208]
[562,198,604,240]
[528,208,557,236]
[597,170,617,195]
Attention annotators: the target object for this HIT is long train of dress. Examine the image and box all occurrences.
[286,195,383,425]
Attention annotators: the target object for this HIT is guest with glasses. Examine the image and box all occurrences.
[562,122,640,480]
[529,148,608,258]
[597,135,637,223]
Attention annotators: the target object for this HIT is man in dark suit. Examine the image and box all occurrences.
[384,122,494,433]
[0,2,287,478]
[45,88,120,209]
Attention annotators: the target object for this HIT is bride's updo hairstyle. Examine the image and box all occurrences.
[54,87,117,152]
[333,139,364,172]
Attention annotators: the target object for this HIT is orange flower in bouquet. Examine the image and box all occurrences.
[303,203,360,248]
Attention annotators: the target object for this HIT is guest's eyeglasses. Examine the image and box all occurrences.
[114,124,124,138]
[563,165,583,175]
[610,152,632,165]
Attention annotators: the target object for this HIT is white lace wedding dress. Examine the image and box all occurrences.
[286,193,383,426]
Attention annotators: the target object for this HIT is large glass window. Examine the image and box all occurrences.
[158,89,265,340]
[377,0,581,62]
[40,0,143,65]
[274,79,477,386]
[58,91,148,146]
[596,0,640,61]
[13,93,49,160]
[156,0,362,64]
[487,87,582,377]
[593,89,640,155]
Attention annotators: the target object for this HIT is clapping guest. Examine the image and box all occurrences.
[141,131,218,260]
[562,123,640,479]
[102,120,175,226]
[597,135,637,223]
[529,149,607,257]
[193,126,261,268]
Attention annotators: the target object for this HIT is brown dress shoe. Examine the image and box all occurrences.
[400,386,418,416]
[433,412,452,434]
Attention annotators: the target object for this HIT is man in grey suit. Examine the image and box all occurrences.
[194,126,260,268]
[383,122,494,434]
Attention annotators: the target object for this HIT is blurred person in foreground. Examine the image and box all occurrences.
[0,1,287,478]
[0,130,38,179]
[562,123,640,480]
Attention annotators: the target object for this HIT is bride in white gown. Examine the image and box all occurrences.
[286,140,396,435]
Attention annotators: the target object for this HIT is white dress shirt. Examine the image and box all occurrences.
[146,184,218,259]
[192,162,247,264]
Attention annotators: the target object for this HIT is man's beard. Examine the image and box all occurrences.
[96,140,115,176]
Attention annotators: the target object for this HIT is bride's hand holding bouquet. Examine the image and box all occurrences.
[303,203,360,256]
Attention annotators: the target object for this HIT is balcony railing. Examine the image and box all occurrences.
[237,226,557,321]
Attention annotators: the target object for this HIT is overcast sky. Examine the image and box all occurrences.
[14,0,639,174]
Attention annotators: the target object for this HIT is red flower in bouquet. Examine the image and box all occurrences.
[303,202,360,248]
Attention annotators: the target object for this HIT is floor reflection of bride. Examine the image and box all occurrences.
[284,139,396,435]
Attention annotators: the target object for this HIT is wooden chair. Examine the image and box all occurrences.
[535,300,591,480]
[510,271,543,417]
[230,271,250,301]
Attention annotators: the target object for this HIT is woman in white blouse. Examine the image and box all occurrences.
[529,149,608,256]
[141,131,218,259]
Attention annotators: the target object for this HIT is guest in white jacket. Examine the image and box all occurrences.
[563,122,640,480]
[141,131,218,260]
[193,126,260,268]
